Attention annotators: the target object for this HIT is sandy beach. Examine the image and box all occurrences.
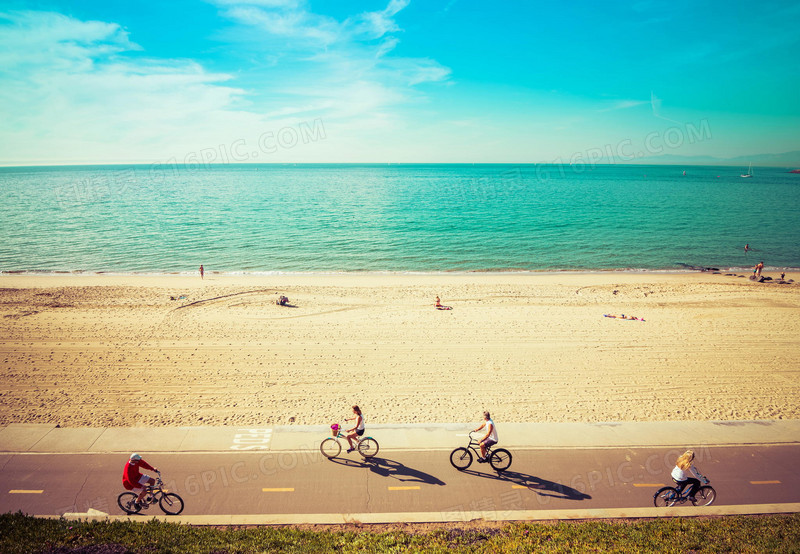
[1,272,798,427]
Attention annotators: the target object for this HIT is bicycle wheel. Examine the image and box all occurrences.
[693,486,716,506]
[320,437,341,459]
[117,492,142,514]
[358,437,379,458]
[489,448,512,472]
[450,447,473,470]
[653,487,679,507]
[159,492,185,515]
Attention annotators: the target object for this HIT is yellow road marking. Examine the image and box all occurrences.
[750,480,781,485]
[388,486,420,491]
[262,488,294,492]
[9,490,44,494]
[633,484,665,487]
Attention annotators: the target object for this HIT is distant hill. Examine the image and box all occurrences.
[635,150,800,167]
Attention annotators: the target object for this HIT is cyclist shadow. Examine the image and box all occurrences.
[462,469,591,501]
[326,456,446,486]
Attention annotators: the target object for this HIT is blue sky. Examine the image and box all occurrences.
[1,0,799,164]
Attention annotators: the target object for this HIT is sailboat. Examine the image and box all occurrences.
[741,162,753,178]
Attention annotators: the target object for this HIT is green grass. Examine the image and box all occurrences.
[1,512,799,553]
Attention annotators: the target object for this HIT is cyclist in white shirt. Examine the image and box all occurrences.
[474,411,498,463]
[671,450,708,501]
[345,405,365,454]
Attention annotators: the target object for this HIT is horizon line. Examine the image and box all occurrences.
[2,161,799,169]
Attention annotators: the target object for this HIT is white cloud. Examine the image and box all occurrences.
[0,10,262,163]
[375,37,400,58]
[211,0,450,126]
[214,0,301,6]
[0,11,137,70]
[597,99,649,112]
[222,5,340,46]
[0,3,452,164]
[350,0,410,39]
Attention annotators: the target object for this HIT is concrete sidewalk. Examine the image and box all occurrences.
[1,420,798,455]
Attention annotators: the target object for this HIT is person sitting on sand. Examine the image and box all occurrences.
[435,296,452,310]
[345,405,365,454]
[276,295,289,306]
[474,411,498,463]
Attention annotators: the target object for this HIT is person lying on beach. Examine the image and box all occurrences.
[603,314,645,321]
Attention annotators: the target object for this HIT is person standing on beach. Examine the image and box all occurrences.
[755,261,764,277]
[199,265,204,280]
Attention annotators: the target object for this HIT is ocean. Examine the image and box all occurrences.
[1,163,798,274]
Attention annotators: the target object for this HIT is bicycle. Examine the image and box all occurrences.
[118,471,185,515]
[653,474,716,507]
[450,431,512,472]
[320,423,379,459]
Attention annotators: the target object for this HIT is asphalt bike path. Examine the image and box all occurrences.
[1,420,798,524]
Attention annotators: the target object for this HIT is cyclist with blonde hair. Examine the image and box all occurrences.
[670,450,708,502]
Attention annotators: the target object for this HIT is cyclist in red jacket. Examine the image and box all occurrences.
[122,453,159,508]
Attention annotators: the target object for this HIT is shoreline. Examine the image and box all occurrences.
[3,266,798,278]
[1,270,797,289]
[1,272,798,428]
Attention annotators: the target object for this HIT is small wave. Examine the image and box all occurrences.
[5,267,798,277]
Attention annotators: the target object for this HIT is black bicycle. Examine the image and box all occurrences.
[653,475,716,507]
[450,431,512,472]
[118,471,185,515]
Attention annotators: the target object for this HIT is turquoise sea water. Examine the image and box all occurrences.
[1,164,798,274]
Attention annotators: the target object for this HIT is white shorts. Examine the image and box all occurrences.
[131,474,152,492]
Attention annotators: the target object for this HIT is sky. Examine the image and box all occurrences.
[1,0,799,165]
